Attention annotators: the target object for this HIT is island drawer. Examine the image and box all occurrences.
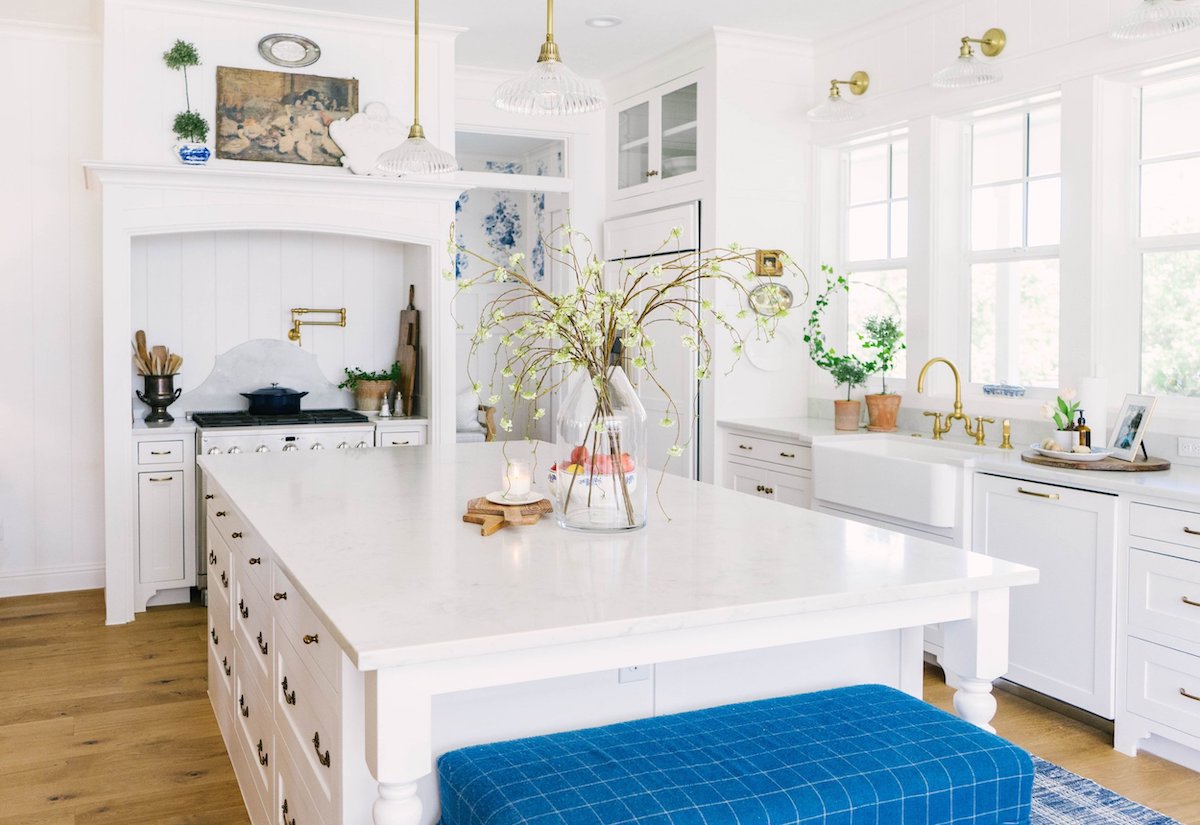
[273,564,340,694]
[1130,503,1200,555]
[278,741,330,825]
[137,440,184,465]
[233,674,273,816]
[277,633,339,822]
[234,578,273,703]
[209,503,249,554]
[1129,549,1200,646]
[1127,637,1200,739]
[233,531,271,601]
[207,526,233,634]
[208,595,234,738]
[725,433,811,471]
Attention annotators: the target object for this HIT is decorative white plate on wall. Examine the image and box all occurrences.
[328,103,412,176]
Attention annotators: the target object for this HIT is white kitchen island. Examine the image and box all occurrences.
[198,442,1038,825]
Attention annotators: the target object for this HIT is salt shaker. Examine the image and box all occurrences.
[379,395,392,418]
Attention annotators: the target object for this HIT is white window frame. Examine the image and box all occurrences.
[961,101,1062,394]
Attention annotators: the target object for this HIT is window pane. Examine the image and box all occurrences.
[847,203,888,261]
[849,144,888,205]
[891,141,909,199]
[847,268,907,381]
[1027,178,1061,247]
[972,183,1024,250]
[1028,107,1061,178]
[1142,250,1200,396]
[972,113,1025,185]
[1142,75,1200,161]
[970,259,1060,388]
[890,200,909,259]
[1141,157,1200,237]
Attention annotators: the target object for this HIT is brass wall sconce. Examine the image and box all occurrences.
[288,308,346,344]
[807,71,870,122]
[932,28,1006,88]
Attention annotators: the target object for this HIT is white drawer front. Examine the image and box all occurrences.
[379,428,426,447]
[725,433,811,471]
[1129,549,1200,646]
[1127,637,1200,739]
[273,564,340,694]
[235,578,272,702]
[1130,503,1200,554]
[277,633,339,822]
[207,645,234,745]
[138,439,184,464]
[208,527,233,633]
[278,741,330,825]
[233,532,271,601]
[234,675,273,810]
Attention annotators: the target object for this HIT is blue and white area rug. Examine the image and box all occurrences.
[1032,756,1180,824]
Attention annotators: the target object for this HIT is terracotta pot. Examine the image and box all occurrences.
[865,393,902,432]
[354,379,394,412]
[833,399,862,431]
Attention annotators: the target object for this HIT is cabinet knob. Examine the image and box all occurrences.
[215,510,227,517]
[764,487,775,496]
[257,739,268,766]
[282,677,297,705]
[303,633,319,645]
[238,599,248,620]
[208,550,216,566]
[248,557,262,565]
[273,591,287,601]
[231,531,243,539]
[222,656,231,677]
[282,800,295,825]
[646,169,659,178]
[313,731,331,767]
[257,632,269,655]
[204,494,214,500]
[239,694,249,718]
[220,570,229,588]
[210,627,219,645]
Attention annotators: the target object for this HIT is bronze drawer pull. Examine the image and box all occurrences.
[1183,596,1200,608]
[205,493,214,500]
[239,599,249,620]
[1017,487,1060,500]
[149,450,172,456]
[281,677,296,705]
[738,444,753,451]
[780,452,796,459]
[231,531,243,539]
[222,656,231,677]
[220,571,229,588]
[239,694,249,717]
[210,627,219,645]
[257,632,269,655]
[274,591,287,601]
[282,800,295,825]
[303,633,319,645]
[208,550,217,566]
[148,476,174,482]
[257,739,268,766]
[216,510,227,517]
[1181,688,1200,702]
[249,557,262,565]
[312,731,331,767]
[1185,527,1200,536]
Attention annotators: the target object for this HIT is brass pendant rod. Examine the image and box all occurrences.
[412,0,421,128]
[546,0,554,43]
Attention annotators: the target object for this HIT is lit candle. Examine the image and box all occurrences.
[504,460,532,497]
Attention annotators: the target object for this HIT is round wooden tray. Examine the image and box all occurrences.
[1020,449,1171,472]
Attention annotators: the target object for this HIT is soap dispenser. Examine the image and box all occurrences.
[1076,411,1091,448]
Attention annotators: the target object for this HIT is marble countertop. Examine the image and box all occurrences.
[199,443,1036,672]
[720,416,1200,507]
[132,418,196,435]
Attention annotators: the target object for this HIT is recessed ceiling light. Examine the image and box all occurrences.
[586,16,622,28]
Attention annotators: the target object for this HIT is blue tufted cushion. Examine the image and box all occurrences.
[438,684,1033,825]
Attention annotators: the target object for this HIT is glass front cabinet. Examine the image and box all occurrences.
[614,73,700,198]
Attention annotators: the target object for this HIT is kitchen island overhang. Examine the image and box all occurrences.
[199,442,1038,825]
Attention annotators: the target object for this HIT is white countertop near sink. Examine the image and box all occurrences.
[721,416,1200,507]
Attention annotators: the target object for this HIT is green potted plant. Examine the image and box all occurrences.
[339,363,400,412]
[804,267,874,431]
[163,39,210,165]
[859,314,905,432]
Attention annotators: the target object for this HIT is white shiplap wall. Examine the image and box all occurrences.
[0,22,103,595]
[131,232,410,400]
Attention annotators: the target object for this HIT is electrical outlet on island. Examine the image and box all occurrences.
[618,665,651,684]
[1179,437,1200,459]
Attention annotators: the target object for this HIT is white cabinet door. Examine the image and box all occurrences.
[973,473,1118,718]
[138,470,184,583]
[771,471,811,509]
[726,460,770,499]
[614,74,700,198]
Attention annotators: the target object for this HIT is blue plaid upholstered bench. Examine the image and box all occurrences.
[437,684,1034,825]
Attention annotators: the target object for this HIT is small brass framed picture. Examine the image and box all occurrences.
[755,249,784,277]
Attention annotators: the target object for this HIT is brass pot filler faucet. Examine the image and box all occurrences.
[916,357,1012,448]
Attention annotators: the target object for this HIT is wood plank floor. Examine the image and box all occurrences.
[1,589,1197,823]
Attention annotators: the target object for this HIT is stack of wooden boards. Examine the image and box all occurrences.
[462,498,553,536]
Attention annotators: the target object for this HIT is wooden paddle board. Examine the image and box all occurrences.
[1020,450,1170,472]
[396,285,419,415]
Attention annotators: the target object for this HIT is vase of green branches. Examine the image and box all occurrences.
[456,226,806,531]
[163,39,210,165]
[805,267,873,431]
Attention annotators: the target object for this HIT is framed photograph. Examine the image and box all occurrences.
[216,66,358,166]
[1108,393,1157,461]
[755,249,784,277]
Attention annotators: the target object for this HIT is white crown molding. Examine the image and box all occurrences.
[815,0,962,55]
[711,26,815,60]
[0,19,100,43]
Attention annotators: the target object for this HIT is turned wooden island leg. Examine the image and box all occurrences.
[366,669,433,825]
[941,587,1010,733]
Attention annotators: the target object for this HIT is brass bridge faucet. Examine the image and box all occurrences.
[916,357,994,445]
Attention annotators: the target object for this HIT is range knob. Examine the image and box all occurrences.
[311,443,325,450]
[207,446,223,455]
[228,446,242,455]
[355,441,369,449]
[282,444,299,452]
[336,442,350,450]
[255,445,270,453]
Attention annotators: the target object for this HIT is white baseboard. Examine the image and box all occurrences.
[0,563,104,598]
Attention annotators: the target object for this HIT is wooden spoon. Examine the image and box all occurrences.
[135,330,150,366]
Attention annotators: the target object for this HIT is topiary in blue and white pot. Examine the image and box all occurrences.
[175,142,211,165]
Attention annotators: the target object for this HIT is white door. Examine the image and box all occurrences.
[603,204,701,480]
[138,471,184,583]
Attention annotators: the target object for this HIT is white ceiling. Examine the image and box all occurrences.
[244,0,927,78]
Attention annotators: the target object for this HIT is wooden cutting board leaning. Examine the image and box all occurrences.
[396,285,419,416]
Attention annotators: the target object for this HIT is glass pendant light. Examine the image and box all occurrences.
[1111,0,1200,39]
[807,72,869,122]
[375,0,456,176]
[494,0,605,116]
[932,28,1007,89]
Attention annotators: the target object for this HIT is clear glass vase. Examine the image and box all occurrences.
[551,367,647,532]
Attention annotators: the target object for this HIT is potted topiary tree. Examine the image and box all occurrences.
[805,267,874,431]
[859,314,905,432]
[163,39,210,165]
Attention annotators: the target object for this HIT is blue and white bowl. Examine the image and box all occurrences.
[175,142,211,166]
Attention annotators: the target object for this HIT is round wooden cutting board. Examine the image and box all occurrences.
[1020,450,1171,472]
